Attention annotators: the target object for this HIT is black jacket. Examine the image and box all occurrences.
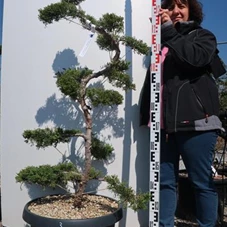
[140,21,225,133]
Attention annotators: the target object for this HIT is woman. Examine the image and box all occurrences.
[140,0,226,226]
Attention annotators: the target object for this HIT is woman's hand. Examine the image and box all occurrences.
[159,8,171,24]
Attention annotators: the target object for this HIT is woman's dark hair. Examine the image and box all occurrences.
[161,0,204,24]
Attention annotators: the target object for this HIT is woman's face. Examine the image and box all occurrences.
[167,0,190,24]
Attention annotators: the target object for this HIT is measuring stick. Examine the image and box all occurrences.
[149,0,161,226]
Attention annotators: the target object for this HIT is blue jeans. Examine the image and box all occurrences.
[160,130,218,227]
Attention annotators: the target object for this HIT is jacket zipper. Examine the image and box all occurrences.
[175,81,189,132]
[191,88,209,123]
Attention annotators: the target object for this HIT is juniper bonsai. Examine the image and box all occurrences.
[16,0,150,211]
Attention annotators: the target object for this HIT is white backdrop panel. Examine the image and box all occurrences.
[1,0,151,226]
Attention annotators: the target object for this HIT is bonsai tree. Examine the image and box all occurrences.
[16,0,150,212]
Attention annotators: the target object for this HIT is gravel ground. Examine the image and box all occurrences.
[175,206,227,226]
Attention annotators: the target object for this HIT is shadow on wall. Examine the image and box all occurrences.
[52,48,80,73]
[133,105,150,227]
[133,48,151,227]
[119,1,132,226]
[24,48,125,199]
[120,1,150,227]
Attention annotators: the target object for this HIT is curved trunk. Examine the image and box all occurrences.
[74,80,92,207]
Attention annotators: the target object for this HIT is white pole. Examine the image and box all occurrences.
[218,41,227,45]
[149,0,161,226]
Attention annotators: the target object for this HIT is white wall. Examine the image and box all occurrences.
[0,0,151,226]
